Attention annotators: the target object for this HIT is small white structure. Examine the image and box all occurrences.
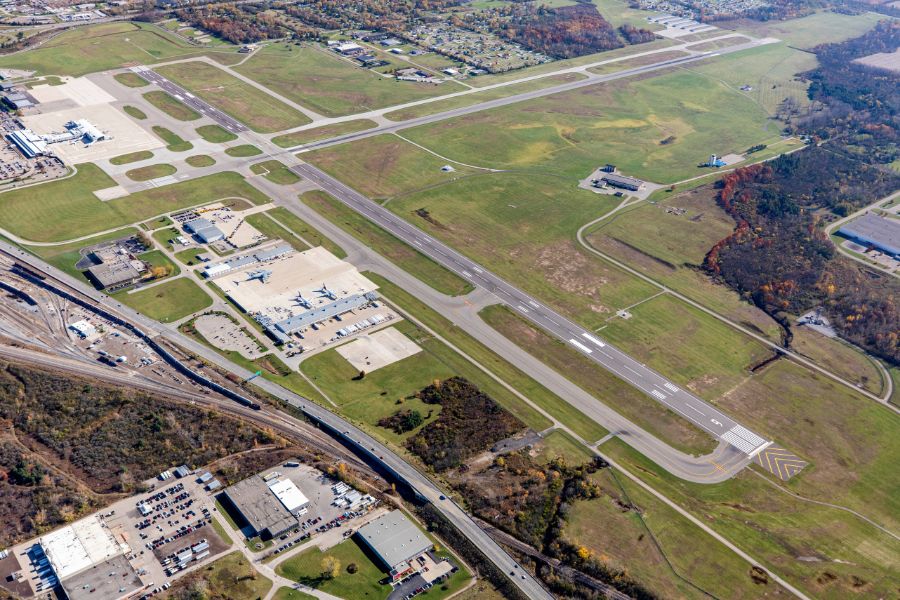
[68,319,96,338]
[268,478,310,514]
[335,42,363,55]
[40,516,122,580]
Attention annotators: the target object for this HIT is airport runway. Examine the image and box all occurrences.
[292,162,773,458]
[288,40,776,154]
[131,66,248,134]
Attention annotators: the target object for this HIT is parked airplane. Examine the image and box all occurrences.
[315,284,337,300]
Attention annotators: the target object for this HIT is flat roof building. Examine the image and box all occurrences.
[184,217,225,243]
[356,510,432,576]
[599,172,645,191]
[222,476,306,540]
[86,261,142,290]
[838,213,900,257]
[7,129,47,158]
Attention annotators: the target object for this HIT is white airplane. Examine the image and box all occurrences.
[292,293,313,309]
[315,284,337,300]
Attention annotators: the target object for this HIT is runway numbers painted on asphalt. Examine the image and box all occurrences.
[754,446,808,481]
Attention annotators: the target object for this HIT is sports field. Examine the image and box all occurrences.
[156,61,311,133]
[117,277,212,322]
[0,165,269,242]
[233,44,466,117]
[0,22,242,77]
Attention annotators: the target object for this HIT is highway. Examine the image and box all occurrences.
[0,241,554,600]
[292,163,772,458]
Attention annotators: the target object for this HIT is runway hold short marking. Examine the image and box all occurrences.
[755,446,808,481]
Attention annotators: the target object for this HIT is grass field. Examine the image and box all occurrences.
[276,539,389,599]
[584,185,784,341]
[142,90,200,121]
[185,154,216,168]
[139,249,179,277]
[266,206,346,258]
[0,22,243,77]
[156,61,311,133]
[272,119,378,148]
[563,468,782,599]
[110,150,153,166]
[735,10,884,49]
[535,430,594,466]
[176,551,271,600]
[250,160,300,185]
[369,273,615,439]
[273,588,316,600]
[600,294,773,401]
[118,277,211,322]
[151,126,192,152]
[301,190,473,297]
[789,327,885,396]
[602,434,900,599]
[113,72,148,88]
[0,165,268,242]
[195,124,238,143]
[481,304,716,454]
[244,212,309,251]
[306,134,478,200]
[125,163,176,182]
[233,44,465,117]
[225,144,262,157]
[590,0,662,28]
[122,105,147,120]
[400,64,778,183]
[383,72,587,121]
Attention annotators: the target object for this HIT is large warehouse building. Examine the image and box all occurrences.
[221,474,310,540]
[838,213,900,257]
[356,510,433,581]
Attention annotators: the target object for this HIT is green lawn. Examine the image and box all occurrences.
[113,72,148,88]
[536,430,595,466]
[24,227,139,281]
[143,90,200,121]
[0,165,268,242]
[266,206,346,258]
[225,144,263,157]
[123,105,147,120]
[244,212,310,251]
[125,163,177,182]
[250,160,300,185]
[117,277,212,322]
[600,294,773,401]
[195,124,238,143]
[480,304,716,454]
[301,190,473,297]
[276,539,389,599]
[233,43,465,117]
[186,154,216,168]
[272,119,378,148]
[273,588,316,600]
[110,150,153,166]
[735,10,884,49]
[0,21,243,77]
[173,551,271,600]
[400,64,778,183]
[138,249,180,277]
[383,72,586,122]
[156,60,311,133]
[152,126,193,152]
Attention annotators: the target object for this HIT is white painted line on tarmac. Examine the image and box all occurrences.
[650,389,667,401]
[747,440,773,459]
[568,339,593,354]
[581,332,606,348]
[664,382,679,393]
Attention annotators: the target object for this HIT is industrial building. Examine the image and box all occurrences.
[184,217,226,243]
[221,474,310,540]
[84,245,146,290]
[838,213,900,257]
[597,172,645,191]
[37,515,142,600]
[356,510,433,581]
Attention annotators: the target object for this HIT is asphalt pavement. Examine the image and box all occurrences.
[291,163,772,459]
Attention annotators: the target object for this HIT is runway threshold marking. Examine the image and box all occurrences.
[754,445,808,481]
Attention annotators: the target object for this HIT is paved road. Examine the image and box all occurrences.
[0,242,553,600]
[131,66,248,134]
[288,39,775,153]
[292,163,772,458]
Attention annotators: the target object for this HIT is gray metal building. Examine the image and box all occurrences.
[838,213,900,257]
[356,510,432,572]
